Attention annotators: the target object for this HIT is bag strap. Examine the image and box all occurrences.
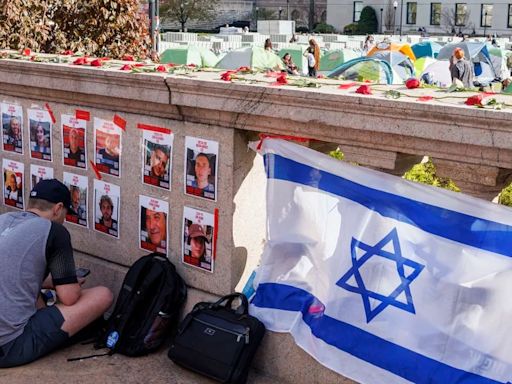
[212,293,249,315]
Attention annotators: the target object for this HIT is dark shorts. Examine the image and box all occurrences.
[0,306,69,368]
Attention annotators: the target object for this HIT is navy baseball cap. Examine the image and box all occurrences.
[30,179,77,215]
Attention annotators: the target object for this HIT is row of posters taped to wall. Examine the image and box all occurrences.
[2,158,215,272]
[1,103,219,201]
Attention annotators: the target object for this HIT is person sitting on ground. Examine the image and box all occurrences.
[0,179,113,368]
[289,33,298,43]
[264,38,273,52]
[282,53,299,75]
[303,38,320,77]
[449,47,474,88]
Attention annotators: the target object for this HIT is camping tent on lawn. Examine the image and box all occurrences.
[367,42,416,62]
[216,46,284,71]
[414,57,437,74]
[371,51,415,80]
[487,46,512,80]
[328,57,400,84]
[320,49,360,72]
[411,41,442,59]
[160,46,219,67]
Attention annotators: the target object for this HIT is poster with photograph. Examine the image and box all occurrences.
[28,108,53,162]
[63,172,88,228]
[2,159,24,210]
[94,117,122,177]
[142,129,173,190]
[182,206,215,273]
[184,136,218,201]
[139,195,168,255]
[30,164,54,190]
[62,114,87,169]
[1,103,23,154]
[93,179,120,238]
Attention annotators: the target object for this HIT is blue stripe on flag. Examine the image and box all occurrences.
[264,154,512,258]
[253,283,506,384]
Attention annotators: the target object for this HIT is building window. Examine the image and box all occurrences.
[406,2,417,24]
[455,3,467,26]
[509,5,512,28]
[481,4,492,27]
[353,1,363,22]
[430,3,441,25]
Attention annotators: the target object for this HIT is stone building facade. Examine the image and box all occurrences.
[161,0,328,31]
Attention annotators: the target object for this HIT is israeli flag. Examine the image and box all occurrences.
[249,139,512,384]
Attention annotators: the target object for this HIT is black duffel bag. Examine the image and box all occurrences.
[168,293,265,384]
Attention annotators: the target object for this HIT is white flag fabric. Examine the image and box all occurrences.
[249,139,512,384]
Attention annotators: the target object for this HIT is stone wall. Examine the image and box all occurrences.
[0,60,511,384]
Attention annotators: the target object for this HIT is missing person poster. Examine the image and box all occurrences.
[184,136,218,201]
[62,114,87,169]
[30,164,54,190]
[63,172,88,228]
[182,206,214,273]
[93,179,120,238]
[94,118,122,177]
[1,103,23,154]
[28,108,53,162]
[142,128,173,190]
[139,195,168,256]
[2,159,24,210]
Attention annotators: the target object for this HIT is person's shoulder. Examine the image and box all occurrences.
[49,221,71,239]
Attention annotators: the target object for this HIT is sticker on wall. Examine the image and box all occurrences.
[139,195,168,256]
[28,108,53,162]
[2,159,24,210]
[93,179,120,238]
[184,136,218,201]
[63,172,88,228]
[1,103,23,154]
[182,206,215,273]
[141,126,173,190]
[30,164,54,190]
[94,117,122,177]
[62,114,87,169]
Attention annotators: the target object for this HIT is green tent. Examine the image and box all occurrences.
[216,47,284,71]
[319,49,360,72]
[278,44,308,70]
[160,46,219,67]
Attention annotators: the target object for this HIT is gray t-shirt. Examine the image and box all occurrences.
[0,211,77,346]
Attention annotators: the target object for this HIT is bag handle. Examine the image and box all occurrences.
[212,293,249,315]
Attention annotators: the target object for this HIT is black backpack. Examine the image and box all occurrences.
[98,252,187,356]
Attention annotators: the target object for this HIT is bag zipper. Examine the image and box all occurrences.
[193,317,250,344]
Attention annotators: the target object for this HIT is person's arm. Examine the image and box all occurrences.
[46,222,81,306]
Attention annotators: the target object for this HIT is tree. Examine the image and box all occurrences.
[0,0,150,58]
[255,7,276,21]
[358,6,378,34]
[160,0,218,32]
[441,7,473,34]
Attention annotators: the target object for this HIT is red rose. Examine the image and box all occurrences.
[122,54,135,61]
[465,94,484,106]
[90,59,103,67]
[72,57,88,65]
[236,66,251,73]
[417,96,434,102]
[61,50,74,56]
[355,85,372,95]
[405,78,420,89]
[156,65,167,72]
[187,63,197,68]
[317,74,325,79]
[120,64,133,71]
[276,74,288,84]
[220,71,236,81]
[22,48,31,56]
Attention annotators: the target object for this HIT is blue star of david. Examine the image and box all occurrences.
[336,228,424,323]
